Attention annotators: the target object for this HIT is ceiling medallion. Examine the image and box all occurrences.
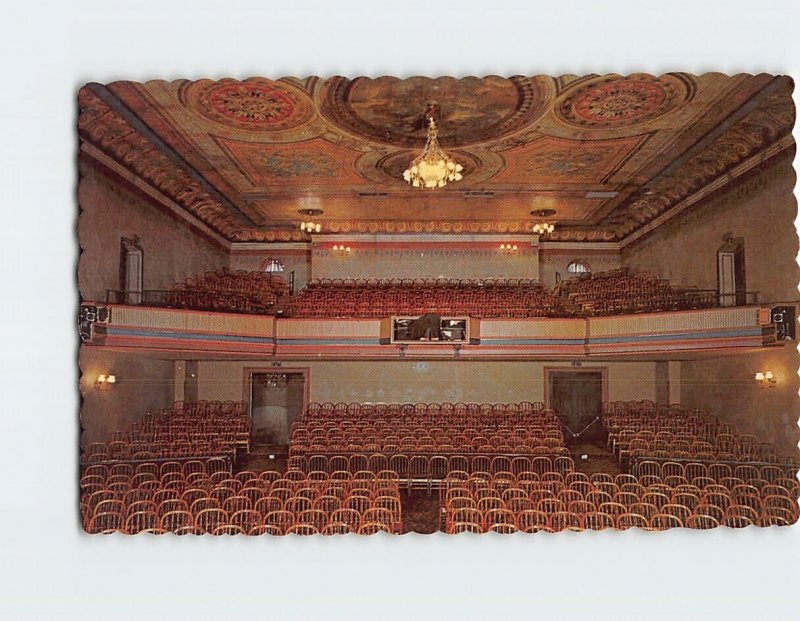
[184,79,314,132]
[557,75,687,129]
[403,109,464,189]
[530,209,557,217]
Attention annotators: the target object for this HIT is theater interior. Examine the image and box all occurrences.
[77,73,799,536]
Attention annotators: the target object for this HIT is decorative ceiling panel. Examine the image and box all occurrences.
[78,74,795,243]
[492,135,648,185]
[215,136,364,188]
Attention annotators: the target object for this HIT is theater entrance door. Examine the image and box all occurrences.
[547,370,604,443]
[249,372,306,445]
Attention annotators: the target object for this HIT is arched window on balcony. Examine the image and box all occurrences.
[260,258,285,273]
[566,259,591,275]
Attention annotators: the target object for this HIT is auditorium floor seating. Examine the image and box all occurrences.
[80,400,798,535]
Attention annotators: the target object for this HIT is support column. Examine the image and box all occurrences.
[173,361,185,403]
[668,361,681,405]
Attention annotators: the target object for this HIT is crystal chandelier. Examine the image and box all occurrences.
[403,117,463,189]
[533,222,555,235]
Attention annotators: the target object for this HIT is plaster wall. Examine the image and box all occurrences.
[79,349,175,447]
[310,242,540,281]
[78,158,229,302]
[621,154,798,303]
[681,345,799,457]
[195,359,657,406]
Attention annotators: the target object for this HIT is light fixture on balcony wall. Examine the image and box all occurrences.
[499,243,518,255]
[403,104,463,189]
[332,245,352,257]
[754,371,776,388]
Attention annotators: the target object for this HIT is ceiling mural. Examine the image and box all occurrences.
[77,74,795,243]
[318,75,552,148]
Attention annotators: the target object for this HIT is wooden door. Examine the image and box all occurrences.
[250,373,305,445]
[549,371,603,441]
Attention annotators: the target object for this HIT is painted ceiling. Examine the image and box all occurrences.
[77,74,795,242]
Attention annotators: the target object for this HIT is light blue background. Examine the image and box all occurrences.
[1,1,798,618]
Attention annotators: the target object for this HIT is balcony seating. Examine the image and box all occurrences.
[554,268,717,316]
[288,278,566,319]
[164,268,287,314]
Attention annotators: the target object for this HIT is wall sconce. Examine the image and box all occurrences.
[499,243,518,255]
[332,244,351,257]
[95,374,117,389]
[754,371,776,388]
[300,221,322,233]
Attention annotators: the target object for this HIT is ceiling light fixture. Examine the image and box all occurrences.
[300,221,321,233]
[533,222,555,235]
[403,116,463,189]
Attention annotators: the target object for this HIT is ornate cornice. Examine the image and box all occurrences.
[78,85,260,242]
[604,77,795,239]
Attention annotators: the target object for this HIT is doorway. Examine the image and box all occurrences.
[547,369,605,443]
[249,371,306,445]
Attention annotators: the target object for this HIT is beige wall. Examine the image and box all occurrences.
[78,158,229,302]
[196,359,656,405]
[681,345,799,457]
[539,249,622,289]
[621,153,799,303]
[79,348,175,447]
[311,242,540,282]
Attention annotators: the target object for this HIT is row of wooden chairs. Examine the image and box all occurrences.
[288,454,576,492]
[83,471,402,535]
[440,468,798,532]
[303,401,553,419]
[81,401,252,465]
[602,402,787,465]
[305,278,548,289]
